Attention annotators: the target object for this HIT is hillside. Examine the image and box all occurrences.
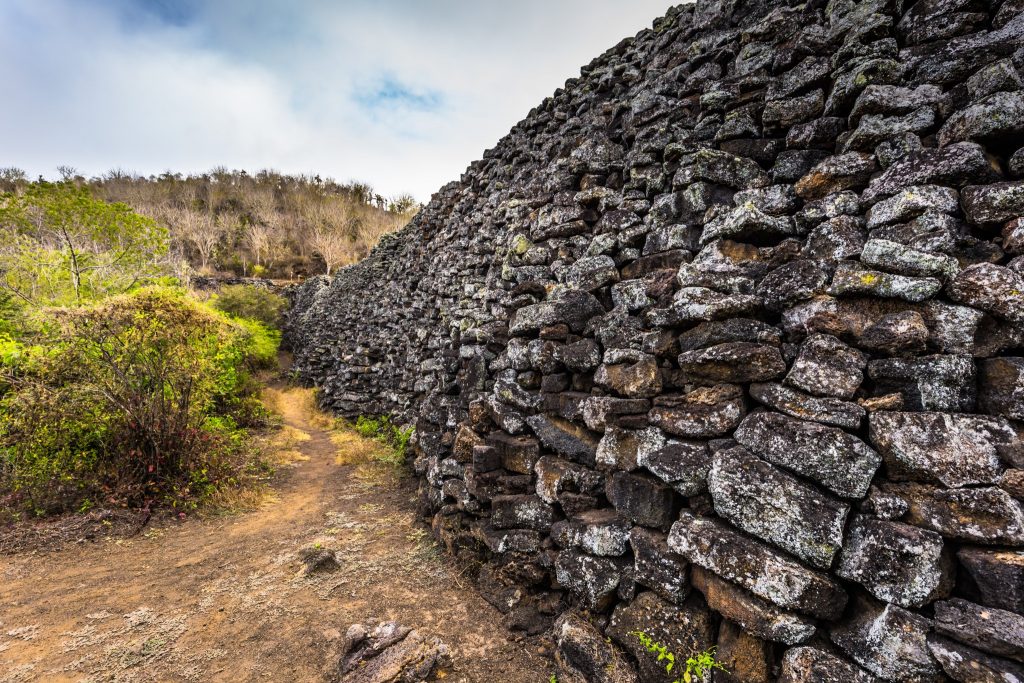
[0,167,419,279]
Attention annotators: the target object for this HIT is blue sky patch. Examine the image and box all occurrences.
[354,76,445,114]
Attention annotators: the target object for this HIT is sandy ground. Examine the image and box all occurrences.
[0,381,551,682]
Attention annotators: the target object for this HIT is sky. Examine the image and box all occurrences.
[0,0,670,201]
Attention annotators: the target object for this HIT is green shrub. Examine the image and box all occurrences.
[0,287,271,515]
[352,415,414,465]
[211,284,287,328]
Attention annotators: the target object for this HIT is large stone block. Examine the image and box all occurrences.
[552,509,630,557]
[708,446,850,570]
[836,514,953,608]
[630,527,690,604]
[691,567,816,646]
[490,495,556,532]
[779,647,879,683]
[509,289,605,335]
[677,342,786,383]
[606,471,677,529]
[830,595,944,682]
[869,411,1014,487]
[934,598,1024,663]
[636,433,712,496]
[785,333,867,400]
[553,611,638,683]
[958,548,1024,613]
[647,384,746,438]
[927,635,1024,683]
[668,512,847,619]
[883,482,1024,544]
[526,414,599,467]
[980,357,1024,420]
[733,412,881,499]
[555,549,627,611]
[534,455,603,505]
[867,355,976,412]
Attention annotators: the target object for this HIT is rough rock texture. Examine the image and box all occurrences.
[336,622,451,683]
[286,1,1024,680]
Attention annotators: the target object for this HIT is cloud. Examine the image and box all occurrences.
[0,0,670,201]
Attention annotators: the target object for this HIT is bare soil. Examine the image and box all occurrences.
[0,380,551,682]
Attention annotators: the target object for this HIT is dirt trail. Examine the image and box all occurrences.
[0,380,551,683]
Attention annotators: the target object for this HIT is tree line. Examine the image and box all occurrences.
[0,166,420,279]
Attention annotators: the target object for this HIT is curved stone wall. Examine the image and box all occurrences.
[286,1,1024,679]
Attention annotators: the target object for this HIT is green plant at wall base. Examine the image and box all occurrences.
[351,415,414,465]
[629,631,727,683]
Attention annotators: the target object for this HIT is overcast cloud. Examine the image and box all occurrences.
[0,0,669,200]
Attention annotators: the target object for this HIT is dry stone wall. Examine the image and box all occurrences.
[286,0,1024,679]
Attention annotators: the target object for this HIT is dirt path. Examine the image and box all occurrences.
[0,381,551,683]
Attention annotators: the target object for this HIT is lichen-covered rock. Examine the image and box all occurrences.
[605,471,676,529]
[948,263,1024,322]
[491,495,556,531]
[830,595,944,682]
[669,512,847,619]
[859,311,930,356]
[795,152,878,200]
[635,433,712,496]
[755,260,830,312]
[552,509,630,557]
[934,598,1024,663]
[862,142,1001,203]
[867,354,977,412]
[748,382,865,429]
[939,91,1024,148]
[555,550,627,611]
[859,238,960,280]
[883,482,1024,544]
[594,355,662,399]
[869,412,1014,487]
[779,647,879,683]
[708,446,849,569]
[581,396,651,432]
[509,290,605,335]
[829,261,943,302]
[526,415,598,467]
[336,621,451,683]
[648,287,762,326]
[734,412,881,499]
[785,334,868,400]
[534,456,602,505]
[961,181,1024,226]
[865,186,960,229]
[836,514,953,608]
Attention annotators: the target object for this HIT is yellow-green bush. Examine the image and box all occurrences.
[211,284,287,329]
[0,287,278,516]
